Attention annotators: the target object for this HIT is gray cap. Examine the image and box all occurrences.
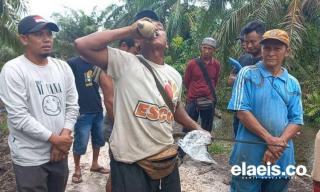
[201,37,217,48]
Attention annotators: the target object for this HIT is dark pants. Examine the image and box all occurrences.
[110,157,181,192]
[184,100,215,132]
[13,159,69,192]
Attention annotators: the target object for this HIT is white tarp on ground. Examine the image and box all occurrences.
[178,130,217,164]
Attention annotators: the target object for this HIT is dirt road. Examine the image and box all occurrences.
[65,142,229,192]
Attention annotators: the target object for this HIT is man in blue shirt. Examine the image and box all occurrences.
[228,29,303,192]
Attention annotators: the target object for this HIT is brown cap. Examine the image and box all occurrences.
[260,29,290,47]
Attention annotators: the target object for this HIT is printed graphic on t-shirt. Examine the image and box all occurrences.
[84,70,93,87]
[43,95,61,116]
[134,101,174,124]
[35,81,62,116]
[164,80,179,100]
[133,80,179,124]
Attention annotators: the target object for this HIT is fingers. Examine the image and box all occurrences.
[263,149,278,165]
[50,147,68,162]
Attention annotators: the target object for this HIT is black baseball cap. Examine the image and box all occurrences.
[133,10,159,22]
[18,15,59,35]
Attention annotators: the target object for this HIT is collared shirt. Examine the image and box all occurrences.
[227,61,304,178]
[184,58,220,102]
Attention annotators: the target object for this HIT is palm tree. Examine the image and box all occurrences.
[215,0,320,63]
[0,0,28,48]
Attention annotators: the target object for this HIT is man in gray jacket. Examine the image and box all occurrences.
[0,15,79,192]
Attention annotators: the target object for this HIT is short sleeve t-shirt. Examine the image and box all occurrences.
[106,47,182,163]
[68,57,102,114]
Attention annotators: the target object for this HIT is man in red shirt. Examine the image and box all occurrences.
[183,37,220,132]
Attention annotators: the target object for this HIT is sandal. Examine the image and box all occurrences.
[90,166,109,174]
[72,173,82,183]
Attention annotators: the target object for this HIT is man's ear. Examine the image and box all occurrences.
[285,46,291,57]
[166,41,169,49]
[19,34,28,46]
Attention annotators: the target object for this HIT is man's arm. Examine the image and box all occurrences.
[74,22,141,70]
[174,102,202,131]
[100,71,114,120]
[183,61,192,90]
[213,60,220,87]
[63,63,79,132]
[227,72,236,86]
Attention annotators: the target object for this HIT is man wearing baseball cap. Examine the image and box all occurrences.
[75,10,208,192]
[183,37,220,133]
[228,29,303,191]
[0,15,79,191]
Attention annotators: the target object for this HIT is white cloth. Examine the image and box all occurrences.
[0,55,79,166]
[312,130,320,181]
[107,47,182,163]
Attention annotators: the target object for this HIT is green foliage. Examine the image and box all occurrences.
[304,91,320,123]
[0,115,8,135]
[0,45,21,69]
[51,8,105,59]
[208,141,231,155]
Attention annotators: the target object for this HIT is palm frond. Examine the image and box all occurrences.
[280,0,306,60]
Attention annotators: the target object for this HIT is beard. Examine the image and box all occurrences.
[39,52,51,58]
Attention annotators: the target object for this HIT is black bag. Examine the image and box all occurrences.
[194,58,217,110]
[196,97,214,110]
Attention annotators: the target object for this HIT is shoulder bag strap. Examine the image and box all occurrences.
[194,58,217,102]
[136,56,175,113]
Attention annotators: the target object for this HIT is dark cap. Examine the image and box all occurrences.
[18,15,59,35]
[134,10,159,22]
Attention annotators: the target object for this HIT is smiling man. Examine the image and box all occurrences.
[75,10,206,192]
[228,29,303,192]
[0,15,79,191]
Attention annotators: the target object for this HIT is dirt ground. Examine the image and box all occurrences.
[0,133,312,192]
[0,112,313,192]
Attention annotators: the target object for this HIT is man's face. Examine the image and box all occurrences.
[128,41,140,55]
[244,31,262,57]
[262,39,289,68]
[141,20,168,49]
[200,44,215,59]
[240,39,246,51]
[20,27,54,58]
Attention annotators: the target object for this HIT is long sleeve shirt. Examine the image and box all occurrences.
[0,55,79,166]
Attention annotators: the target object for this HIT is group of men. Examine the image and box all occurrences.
[0,8,318,192]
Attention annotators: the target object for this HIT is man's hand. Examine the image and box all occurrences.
[262,149,277,164]
[265,136,287,159]
[49,134,73,153]
[50,146,66,162]
[130,17,156,40]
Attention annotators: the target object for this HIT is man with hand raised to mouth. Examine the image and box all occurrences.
[75,10,208,192]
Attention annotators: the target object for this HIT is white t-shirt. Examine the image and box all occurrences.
[0,55,79,166]
[107,47,182,163]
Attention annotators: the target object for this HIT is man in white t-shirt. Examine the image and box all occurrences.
[0,15,79,192]
[75,10,207,192]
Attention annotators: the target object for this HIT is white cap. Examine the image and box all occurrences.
[201,37,217,48]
